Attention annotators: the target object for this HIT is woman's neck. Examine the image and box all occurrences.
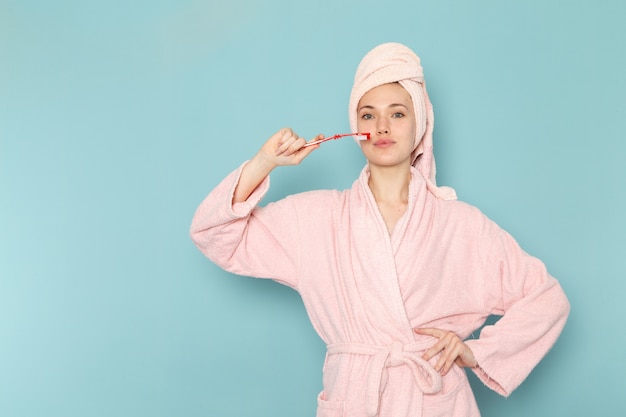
[367,164,411,205]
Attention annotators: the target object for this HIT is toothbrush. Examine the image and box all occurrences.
[302,132,371,148]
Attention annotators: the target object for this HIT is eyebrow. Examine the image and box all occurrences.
[358,103,409,112]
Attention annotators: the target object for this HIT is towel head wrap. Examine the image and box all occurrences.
[349,42,456,200]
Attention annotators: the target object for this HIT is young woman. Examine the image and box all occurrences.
[190,43,569,417]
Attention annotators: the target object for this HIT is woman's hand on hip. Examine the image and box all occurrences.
[414,327,477,376]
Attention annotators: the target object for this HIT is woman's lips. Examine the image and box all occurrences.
[374,139,395,148]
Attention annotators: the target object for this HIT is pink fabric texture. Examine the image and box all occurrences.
[190,164,570,417]
[349,42,456,200]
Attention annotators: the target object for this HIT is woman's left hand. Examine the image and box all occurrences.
[414,327,477,376]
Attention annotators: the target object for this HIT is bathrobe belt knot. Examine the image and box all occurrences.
[328,341,443,417]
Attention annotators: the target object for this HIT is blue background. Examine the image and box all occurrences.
[1,1,624,416]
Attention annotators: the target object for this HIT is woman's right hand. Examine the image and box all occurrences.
[257,128,322,168]
[233,128,323,204]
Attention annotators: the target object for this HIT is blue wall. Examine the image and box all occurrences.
[1,1,624,416]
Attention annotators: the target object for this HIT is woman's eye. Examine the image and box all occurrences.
[392,112,405,118]
[361,113,373,120]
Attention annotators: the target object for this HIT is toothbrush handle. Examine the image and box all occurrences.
[302,135,339,148]
[301,133,369,148]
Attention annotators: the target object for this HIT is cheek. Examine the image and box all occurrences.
[357,118,374,134]
[405,119,417,139]
[356,118,364,132]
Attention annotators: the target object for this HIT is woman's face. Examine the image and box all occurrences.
[356,83,416,169]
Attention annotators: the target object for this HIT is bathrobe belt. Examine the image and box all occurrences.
[327,341,443,417]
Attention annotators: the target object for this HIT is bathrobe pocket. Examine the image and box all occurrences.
[421,365,474,417]
[316,391,345,417]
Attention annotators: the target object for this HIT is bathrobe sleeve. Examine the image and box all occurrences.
[189,162,303,289]
[464,217,570,397]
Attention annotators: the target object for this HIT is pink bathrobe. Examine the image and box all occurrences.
[190,163,570,417]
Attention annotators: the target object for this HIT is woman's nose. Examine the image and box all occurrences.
[376,118,390,135]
